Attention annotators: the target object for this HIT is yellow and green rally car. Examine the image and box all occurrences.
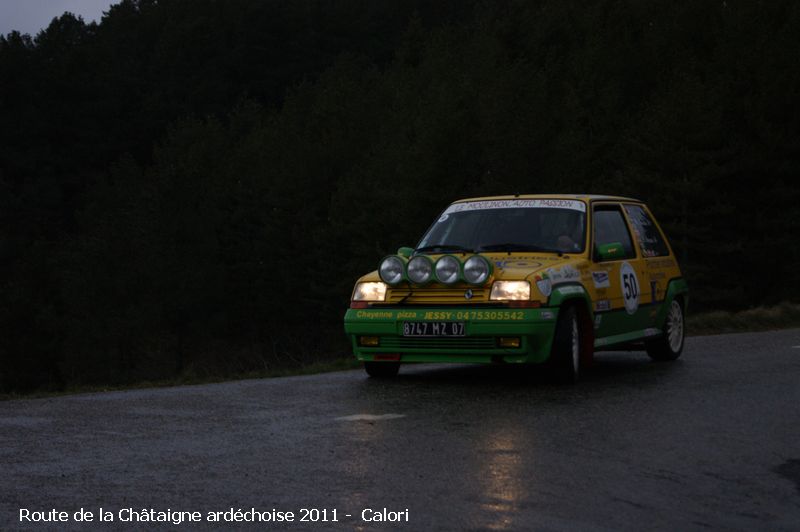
[344,195,687,382]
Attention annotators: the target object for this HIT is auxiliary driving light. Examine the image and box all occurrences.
[498,337,521,348]
[379,255,406,285]
[407,255,434,284]
[435,255,461,285]
[359,336,380,346]
[463,255,491,285]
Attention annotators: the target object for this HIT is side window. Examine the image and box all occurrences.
[623,204,670,257]
[593,207,635,260]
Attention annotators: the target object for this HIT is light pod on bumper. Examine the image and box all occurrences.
[378,255,406,286]
[407,255,434,285]
[434,255,461,285]
[463,255,492,285]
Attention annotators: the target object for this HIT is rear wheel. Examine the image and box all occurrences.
[548,306,582,383]
[364,361,400,378]
[646,299,685,361]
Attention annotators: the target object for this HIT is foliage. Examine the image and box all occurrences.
[1,0,799,392]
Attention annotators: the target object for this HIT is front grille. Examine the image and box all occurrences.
[379,336,496,350]
[386,286,489,304]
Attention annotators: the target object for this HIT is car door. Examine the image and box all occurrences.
[590,202,649,342]
[622,203,679,330]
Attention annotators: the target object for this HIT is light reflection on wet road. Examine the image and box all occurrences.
[2,329,800,531]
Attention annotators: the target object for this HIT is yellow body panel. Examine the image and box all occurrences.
[354,195,682,314]
[348,194,686,358]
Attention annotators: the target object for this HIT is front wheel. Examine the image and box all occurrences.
[548,306,582,383]
[646,299,685,361]
[364,361,400,378]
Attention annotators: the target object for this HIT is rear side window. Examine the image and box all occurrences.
[593,206,635,260]
[623,204,670,257]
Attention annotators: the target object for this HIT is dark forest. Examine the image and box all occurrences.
[1,0,799,393]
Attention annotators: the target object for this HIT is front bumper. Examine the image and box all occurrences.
[343,306,559,364]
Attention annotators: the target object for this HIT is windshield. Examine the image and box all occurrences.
[417,199,587,254]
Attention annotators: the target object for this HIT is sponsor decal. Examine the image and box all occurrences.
[444,199,586,214]
[422,311,456,320]
[595,299,611,312]
[452,310,524,320]
[356,311,395,319]
[534,274,552,297]
[356,310,421,319]
[591,270,610,289]
[594,314,603,329]
[541,311,555,320]
[355,309,532,321]
[495,260,543,269]
[533,265,580,298]
[646,258,676,269]
[620,262,640,315]
[644,327,660,337]
[556,285,584,295]
[545,265,581,285]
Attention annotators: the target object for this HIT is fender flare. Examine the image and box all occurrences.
[548,283,595,364]
[548,283,594,317]
[655,277,689,329]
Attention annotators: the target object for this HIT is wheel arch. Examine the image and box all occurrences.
[656,277,689,329]
[549,284,595,366]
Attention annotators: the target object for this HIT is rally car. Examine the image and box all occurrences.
[343,195,688,382]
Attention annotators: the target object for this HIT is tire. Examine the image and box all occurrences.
[646,299,685,361]
[364,361,400,378]
[548,306,582,384]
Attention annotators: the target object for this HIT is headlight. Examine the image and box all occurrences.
[463,255,491,285]
[434,255,460,285]
[407,255,433,284]
[490,281,531,300]
[353,282,387,301]
[379,256,405,285]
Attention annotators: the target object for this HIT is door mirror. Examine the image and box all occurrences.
[596,242,624,261]
[397,246,414,258]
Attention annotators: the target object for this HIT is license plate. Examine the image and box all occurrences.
[402,321,465,337]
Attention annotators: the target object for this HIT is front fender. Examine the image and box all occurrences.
[548,283,594,320]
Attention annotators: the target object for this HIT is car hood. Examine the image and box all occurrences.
[488,254,587,281]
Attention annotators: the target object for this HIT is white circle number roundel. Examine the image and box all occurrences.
[620,262,639,315]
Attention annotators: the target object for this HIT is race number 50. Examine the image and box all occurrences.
[620,262,640,315]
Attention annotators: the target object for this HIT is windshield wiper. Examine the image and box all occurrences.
[414,244,474,254]
[478,243,564,255]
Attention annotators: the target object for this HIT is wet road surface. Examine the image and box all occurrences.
[2,329,800,531]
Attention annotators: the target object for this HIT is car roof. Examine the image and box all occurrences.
[452,194,643,203]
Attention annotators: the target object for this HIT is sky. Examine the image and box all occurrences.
[0,0,116,36]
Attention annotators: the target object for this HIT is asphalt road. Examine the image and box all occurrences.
[2,329,800,531]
